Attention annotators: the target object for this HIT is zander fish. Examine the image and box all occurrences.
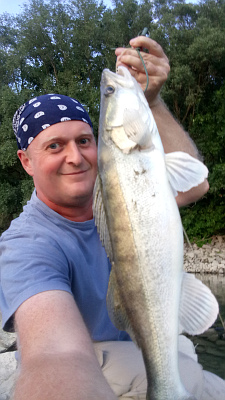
[93,66,219,400]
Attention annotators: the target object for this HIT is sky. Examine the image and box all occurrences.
[0,0,114,15]
[0,0,29,15]
[0,0,198,15]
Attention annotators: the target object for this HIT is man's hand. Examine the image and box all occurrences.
[116,36,209,206]
[115,36,170,107]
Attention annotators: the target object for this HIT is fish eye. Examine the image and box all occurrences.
[105,86,115,96]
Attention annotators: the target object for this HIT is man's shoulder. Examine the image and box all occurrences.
[0,205,61,255]
[1,197,50,238]
[0,192,98,252]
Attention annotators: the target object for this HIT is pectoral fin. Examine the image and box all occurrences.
[179,273,219,335]
[165,152,208,196]
[123,108,153,150]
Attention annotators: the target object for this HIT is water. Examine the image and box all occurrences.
[187,274,225,380]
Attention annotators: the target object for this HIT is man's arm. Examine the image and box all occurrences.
[13,290,117,400]
[115,36,209,206]
[150,98,209,207]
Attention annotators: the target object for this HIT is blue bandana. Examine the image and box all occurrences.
[12,94,93,150]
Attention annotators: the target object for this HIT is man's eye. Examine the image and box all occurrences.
[79,138,89,145]
[49,143,60,149]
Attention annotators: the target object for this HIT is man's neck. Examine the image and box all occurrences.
[36,192,94,222]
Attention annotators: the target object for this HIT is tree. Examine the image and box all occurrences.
[157,0,225,240]
[0,0,224,239]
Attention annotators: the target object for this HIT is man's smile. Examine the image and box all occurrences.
[62,170,89,175]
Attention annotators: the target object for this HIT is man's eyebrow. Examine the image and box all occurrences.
[44,136,60,141]
[75,131,95,140]
[77,132,95,137]
[41,131,94,144]
[40,136,61,146]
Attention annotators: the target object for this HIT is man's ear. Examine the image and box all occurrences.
[17,150,34,177]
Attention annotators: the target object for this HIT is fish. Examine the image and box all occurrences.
[93,66,219,400]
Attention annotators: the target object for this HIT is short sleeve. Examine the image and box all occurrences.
[0,230,72,332]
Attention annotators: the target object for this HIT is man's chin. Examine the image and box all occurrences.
[61,192,93,208]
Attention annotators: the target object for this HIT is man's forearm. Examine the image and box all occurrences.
[150,98,199,158]
[12,352,117,400]
[13,291,117,400]
[150,98,209,205]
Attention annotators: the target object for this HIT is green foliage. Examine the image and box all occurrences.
[0,181,18,233]
[0,0,224,240]
[181,198,225,242]
[180,78,225,240]
[20,178,35,208]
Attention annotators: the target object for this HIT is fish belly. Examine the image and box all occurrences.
[99,143,192,400]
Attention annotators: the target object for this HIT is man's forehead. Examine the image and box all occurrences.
[30,120,94,147]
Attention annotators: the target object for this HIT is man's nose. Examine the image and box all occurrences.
[65,142,83,165]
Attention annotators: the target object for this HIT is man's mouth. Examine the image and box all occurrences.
[62,170,88,175]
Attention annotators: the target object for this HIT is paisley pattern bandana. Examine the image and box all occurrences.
[12,94,93,150]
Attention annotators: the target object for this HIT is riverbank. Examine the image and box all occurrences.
[184,235,225,275]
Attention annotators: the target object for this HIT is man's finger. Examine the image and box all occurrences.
[129,36,167,59]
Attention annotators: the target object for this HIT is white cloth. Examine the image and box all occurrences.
[94,337,225,400]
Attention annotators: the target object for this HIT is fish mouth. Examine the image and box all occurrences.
[117,66,131,78]
[102,66,134,88]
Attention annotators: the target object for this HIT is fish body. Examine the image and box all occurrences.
[93,66,218,400]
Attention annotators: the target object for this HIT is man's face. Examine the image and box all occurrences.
[18,120,98,210]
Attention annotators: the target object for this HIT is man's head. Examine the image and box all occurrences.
[13,95,98,217]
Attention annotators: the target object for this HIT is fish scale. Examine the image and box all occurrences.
[106,147,185,399]
[93,65,218,400]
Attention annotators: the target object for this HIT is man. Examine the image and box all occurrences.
[0,36,223,400]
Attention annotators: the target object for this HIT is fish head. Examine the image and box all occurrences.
[100,66,143,128]
[99,66,160,154]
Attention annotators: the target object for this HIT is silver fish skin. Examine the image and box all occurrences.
[94,66,217,400]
